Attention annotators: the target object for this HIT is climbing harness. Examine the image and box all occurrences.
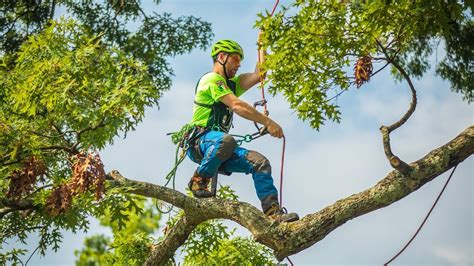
[159,126,209,213]
[384,165,459,265]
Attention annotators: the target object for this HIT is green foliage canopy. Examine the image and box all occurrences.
[74,195,161,266]
[0,15,208,263]
[0,15,154,253]
[257,1,472,129]
[1,0,213,91]
[3,1,472,264]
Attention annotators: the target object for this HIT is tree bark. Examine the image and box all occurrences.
[108,125,474,263]
[0,198,36,219]
[145,214,198,266]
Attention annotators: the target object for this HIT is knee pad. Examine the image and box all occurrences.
[215,134,236,161]
[246,150,271,174]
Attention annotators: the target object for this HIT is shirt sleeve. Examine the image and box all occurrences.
[231,75,246,97]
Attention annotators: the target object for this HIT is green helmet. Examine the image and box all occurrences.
[211,39,244,60]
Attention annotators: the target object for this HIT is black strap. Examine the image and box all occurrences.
[193,100,213,108]
[194,74,205,94]
[193,74,208,107]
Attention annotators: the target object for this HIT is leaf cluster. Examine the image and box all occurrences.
[186,236,275,265]
[257,1,473,129]
[0,18,157,261]
[0,246,26,266]
[1,0,213,91]
[1,1,214,262]
[74,194,162,266]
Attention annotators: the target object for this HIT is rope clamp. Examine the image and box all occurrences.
[253,99,267,107]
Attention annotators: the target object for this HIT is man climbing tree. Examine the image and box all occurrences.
[184,35,299,223]
[1,0,472,264]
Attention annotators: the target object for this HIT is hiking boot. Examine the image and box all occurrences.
[265,203,300,223]
[261,194,299,223]
[188,171,213,198]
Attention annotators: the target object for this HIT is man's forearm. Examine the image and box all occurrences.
[232,99,269,126]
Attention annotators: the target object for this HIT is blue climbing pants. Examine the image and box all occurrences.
[186,130,278,201]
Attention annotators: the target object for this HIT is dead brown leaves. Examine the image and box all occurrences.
[46,152,106,216]
[69,152,106,199]
[7,156,46,200]
[354,56,373,88]
[5,151,106,216]
[45,184,73,216]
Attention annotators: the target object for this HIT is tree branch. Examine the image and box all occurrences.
[385,60,418,132]
[1,225,44,240]
[40,145,78,155]
[108,125,473,263]
[72,119,107,150]
[49,0,57,20]
[145,214,199,265]
[1,158,23,167]
[132,0,149,20]
[107,171,278,261]
[0,198,36,219]
[376,39,417,174]
[370,61,390,77]
[281,125,473,259]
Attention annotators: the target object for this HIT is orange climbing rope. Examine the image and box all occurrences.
[257,1,294,266]
[257,0,282,196]
[257,1,279,115]
[385,165,458,265]
[257,0,287,205]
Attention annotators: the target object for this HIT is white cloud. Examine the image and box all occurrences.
[433,245,474,266]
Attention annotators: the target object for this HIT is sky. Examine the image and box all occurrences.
[8,0,473,265]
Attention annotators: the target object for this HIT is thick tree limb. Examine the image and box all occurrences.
[145,214,199,266]
[108,125,473,263]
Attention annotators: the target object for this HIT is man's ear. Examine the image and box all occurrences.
[216,52,228,64]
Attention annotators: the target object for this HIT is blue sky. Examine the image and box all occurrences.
[9,0,473,265]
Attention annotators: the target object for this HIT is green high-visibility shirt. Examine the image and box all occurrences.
[189,72,246,128]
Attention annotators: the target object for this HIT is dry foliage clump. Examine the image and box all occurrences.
[7,156,46,200]
[46,152,106,215]
[354,56,373,88]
